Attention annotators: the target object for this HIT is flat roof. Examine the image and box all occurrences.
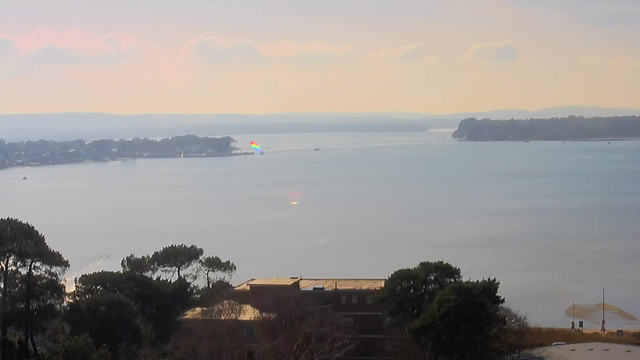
[525,342,639,360]
[234,278,301,290]
[180,300,264,321]
[234,278,385,291]
[299,279,385,290]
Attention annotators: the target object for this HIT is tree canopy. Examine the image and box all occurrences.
[0,218,69,359]
[120,254,155,276]
[378,262,528,360]
[0,217,236,360]
[377,261,461,323]
[408,279,504,360]
[200,256,236,288]
[65,293,146,360]
[150,244,204,281]
[452,115,640,141]
[0,135,237,169]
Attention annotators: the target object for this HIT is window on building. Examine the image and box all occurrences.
[246,349,257,360]
[342,317,354,327]
[245,323,257,338]
[366,294,374,304]
[341,295,347,304]
[352,294,358,304]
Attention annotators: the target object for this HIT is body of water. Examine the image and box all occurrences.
[1,131,639,328]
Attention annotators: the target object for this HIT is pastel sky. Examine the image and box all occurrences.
[1,0,639,114]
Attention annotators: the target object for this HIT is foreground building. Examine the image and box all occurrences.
[181,277,389,360]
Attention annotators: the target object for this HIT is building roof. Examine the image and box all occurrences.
[180,300,264,321]
[234,278,385,291]
[299,279,385,290]
[234,278,300,290]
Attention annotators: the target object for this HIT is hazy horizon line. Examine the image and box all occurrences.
[2,105,640,117]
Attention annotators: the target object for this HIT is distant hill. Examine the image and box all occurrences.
[430,106,640,121]
[1,106,639,141]
[452,116,640,141]
[0,113,428,141]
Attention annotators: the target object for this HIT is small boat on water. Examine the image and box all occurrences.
[22,176,27,180]
[314,148,320,151]
[522,140,530,143]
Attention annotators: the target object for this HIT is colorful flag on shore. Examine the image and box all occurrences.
[250,141,263,154]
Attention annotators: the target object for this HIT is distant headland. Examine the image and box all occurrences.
[0,135,248,170]
[3,107,639,141]
[452,115,640,141]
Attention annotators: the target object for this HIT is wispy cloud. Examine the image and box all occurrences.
[0,35,15,58]
[181,35,355,63]
[368,43,437,62]
[0,28,146,65]
[463,40,517,62]
[259,41,355,58]
[180,36,261,62]
[609,56,640,68]
[579,55,602,65]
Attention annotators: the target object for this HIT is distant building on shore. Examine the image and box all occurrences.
[181,277,389,360]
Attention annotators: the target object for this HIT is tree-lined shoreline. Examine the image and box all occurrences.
[452,115,640,141]
[0,135,247,170]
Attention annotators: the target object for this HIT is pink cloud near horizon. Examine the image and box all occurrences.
[1,25,639,114]
[179,35,356,63]
[0,28,149,64]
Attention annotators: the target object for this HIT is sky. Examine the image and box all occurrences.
[0,0,639,114]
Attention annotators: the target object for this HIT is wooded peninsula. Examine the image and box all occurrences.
[452,115,640,141]
[0,135,244,170]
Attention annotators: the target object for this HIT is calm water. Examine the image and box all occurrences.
[1,131,640,328]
